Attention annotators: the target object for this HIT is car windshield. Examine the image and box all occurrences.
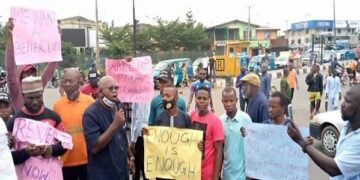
[154,62,168,71]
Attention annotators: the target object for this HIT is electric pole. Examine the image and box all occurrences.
[95,0,100,62]
[133,0,137,57]
[247,6,251,41]
[333,0,337,45]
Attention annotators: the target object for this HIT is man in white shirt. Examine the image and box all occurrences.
[325,68,341,111]
[288,85,360,179]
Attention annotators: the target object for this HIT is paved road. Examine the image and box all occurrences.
[43,65,348,180]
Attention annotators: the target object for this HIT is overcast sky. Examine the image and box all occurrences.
[1,0,358,31]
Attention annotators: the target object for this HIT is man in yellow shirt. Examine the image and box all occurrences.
[287,63,299,102]
[53,68,95,180]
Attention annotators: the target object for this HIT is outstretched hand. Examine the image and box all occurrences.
[287,120,304,144]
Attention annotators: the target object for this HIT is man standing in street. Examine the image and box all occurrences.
[264,92,291,125]
[241,73,269,123]
[53,68,94,180]
[288,85,360,179]
[259,63,271,99]
[190,86,224,180]
[287,63,299,101]
[209,54,216,78]
[281,66,292,103]
[220,87,252,180]
[236,65,248,111]
[325,68,341,112]
[187,69,214,112]
[7,76,67,165]
[306,64,323,118]
[148,70,186,126]
[83,76,134,180]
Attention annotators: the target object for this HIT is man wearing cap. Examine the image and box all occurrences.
[0,93,12,123]
[7,76,67,165]
[53,68,94,180]
[241,73,269,123]
[80,70,100,99]
[5,18,58,112]
[83,76,135,180]
[148,70,186,126]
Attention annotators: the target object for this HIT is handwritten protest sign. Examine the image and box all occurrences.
[12,118,73,180]
[106,56,154,103]
[244,123,309,180]
[11,7,62,65]
[0,121,17,180]
[144,126,203,180]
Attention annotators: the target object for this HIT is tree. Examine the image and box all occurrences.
[0,25,6,65]
[180,11,209,51]
[60,41,79,68]
[135,26,154,53]
[152,17,185,51]
[100,25,132,57]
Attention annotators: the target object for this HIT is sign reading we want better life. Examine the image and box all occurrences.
[11,7,62,65]
[144,126,203,180]
[106,56,154,103]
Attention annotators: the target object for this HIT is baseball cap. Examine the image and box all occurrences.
[88,71,100,83]
[240,73,260,87]
[0,93,10,104]
[157,70,173,82]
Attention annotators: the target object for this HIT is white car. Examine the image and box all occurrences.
[310,110,346,157]
[275,56,288,69]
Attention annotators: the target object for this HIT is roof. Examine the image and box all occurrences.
[256,27,280,31]
[207,19,260,30]
[61,16,95,23]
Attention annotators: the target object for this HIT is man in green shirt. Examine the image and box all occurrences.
[281,66,292,103]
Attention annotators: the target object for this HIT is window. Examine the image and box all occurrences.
[228,29,240,40]
[338,29,341,34]
[291,40,295,44]
[215,29,226,41]
[243,30,252,40]
[264,32,271,39]
[297,39,301,44]
[305,29,309,34]
[215,46,225,56]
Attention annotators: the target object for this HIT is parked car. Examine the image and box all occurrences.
[247,54,276,71]
[153,58,194,89]
[309,110,345,157]
[275,56,288,69]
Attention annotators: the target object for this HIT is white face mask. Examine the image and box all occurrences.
[102,96,116,108]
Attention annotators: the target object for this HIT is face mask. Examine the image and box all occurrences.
[163,99,176,110]
[241,87,248,99]
[66,90,78,101]
[102,96,116,108]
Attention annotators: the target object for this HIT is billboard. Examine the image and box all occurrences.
[291,20,333,31]
[61,28,86,47]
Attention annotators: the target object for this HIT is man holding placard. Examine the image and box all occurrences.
[220,86,252,180]
[288,85,360,179]
[7,76,69,179]
[54,68,94,180]
[5,16,59,111]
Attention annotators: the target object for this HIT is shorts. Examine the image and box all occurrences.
[308,92,321,102]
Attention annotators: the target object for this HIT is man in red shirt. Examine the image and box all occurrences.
[190,86,224,180]
[80,71,99,99]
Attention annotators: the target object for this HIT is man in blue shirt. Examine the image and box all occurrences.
[259,63,271,99]
[288,85,360,179]
[220,87,252,180]
[264,92,291,126]
[83,76,134,180]
[148,70,186,125]
[236,65,248,111]
[187,68,214,112]
[241,73,269,123]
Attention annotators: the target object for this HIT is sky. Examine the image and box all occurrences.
[1,0,358,31]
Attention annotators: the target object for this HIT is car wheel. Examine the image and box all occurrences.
[321,126,339,157]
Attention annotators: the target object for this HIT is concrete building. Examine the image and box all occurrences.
[285,20,360,48]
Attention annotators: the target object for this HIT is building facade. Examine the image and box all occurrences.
[285,20,360,48]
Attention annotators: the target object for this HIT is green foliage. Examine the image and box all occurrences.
[0,25,6,65]
[100,25,132,57]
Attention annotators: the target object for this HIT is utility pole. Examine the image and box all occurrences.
[133,0,137,57]
[333,0,337,46]
[247,6,251,41]
[95,0,100,62]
